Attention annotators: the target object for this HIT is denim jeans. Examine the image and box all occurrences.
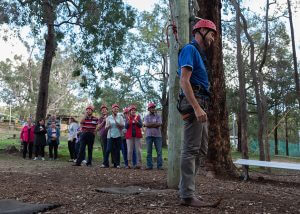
[146,136,163,169]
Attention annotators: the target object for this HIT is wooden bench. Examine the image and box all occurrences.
[233,159,300,180]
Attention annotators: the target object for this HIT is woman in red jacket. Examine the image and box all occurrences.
[125,105,143,169]
[20,117,35,159]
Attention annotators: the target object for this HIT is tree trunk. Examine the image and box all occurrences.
[161,55,169,148]
[235,0,248,159]
[274,101,279,155]
[197,0,236,175]
[259,0,270,162]
[35,1,56,122]
[231,0,265,161]
[237,112,242,152]
[167,0,185,188]
[285,111,289,156]
[287,0,300,106]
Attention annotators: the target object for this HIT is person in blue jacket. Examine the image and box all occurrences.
[47,121,60,160]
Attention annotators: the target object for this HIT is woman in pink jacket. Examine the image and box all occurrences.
[20,117,35,159]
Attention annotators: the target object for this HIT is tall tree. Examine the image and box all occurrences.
[287,0,300,106]
[235,0,248,160]
[0,0,135,121]
[121,2,170,146]
[0,49,87,119]
[196,0,236,175]
[231,0,266,161]
[167,0,186,188]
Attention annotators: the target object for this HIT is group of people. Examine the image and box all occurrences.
[21,17,217,207]
[20,115,61,160]
[20,102,163,170]
[72,102,163,170]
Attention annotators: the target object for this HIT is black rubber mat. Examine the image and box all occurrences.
[0,199,60,214]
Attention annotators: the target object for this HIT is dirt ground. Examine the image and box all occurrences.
[0,153,300,214]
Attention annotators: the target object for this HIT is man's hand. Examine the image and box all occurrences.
[194,105,207,122]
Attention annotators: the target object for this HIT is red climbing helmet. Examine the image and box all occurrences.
[86,105,94,111]
[112,104,119,109]
[123,107,129,113]
[100,104,108,110]
[192,19,217,35]
[129,105,137,111]
[148,102,156,109]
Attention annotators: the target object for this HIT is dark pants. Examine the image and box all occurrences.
[76,132,95,165]
[34,145,45,157]
[49,143,58,159]
[75,138,85,160]
[100,135,115,165]
[68,138,76,159]
[23,142,33,159]
[104,137,121,167]
[121,138,128,166]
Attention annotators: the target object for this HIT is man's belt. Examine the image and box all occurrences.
[191,84,210,97]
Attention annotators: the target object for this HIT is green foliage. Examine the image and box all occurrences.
[0,0,136,93]
[117,0,169,108]
[223,1,299,142]
[0,48,87,119]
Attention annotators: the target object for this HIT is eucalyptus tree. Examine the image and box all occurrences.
[196,0,236,175]
[120,0,170,146]
[0,49,87,119]
[0,0,135,121]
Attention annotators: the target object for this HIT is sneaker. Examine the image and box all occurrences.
[116,165,121,169]
[73,159,77,163]
[41,157,45,161]
[100,164,109,168]
[72,163,81,166]
[146,167,153,170]
[68,159,73,162]
[157,167,164,170]
[82,160,87,164]
[33,157,38,161]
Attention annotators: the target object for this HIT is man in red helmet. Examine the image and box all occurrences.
[73,105,98,166]
[143,102,163,170]
[177,19,216,207]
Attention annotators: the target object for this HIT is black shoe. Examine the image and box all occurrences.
[146,167,153,170]
[86,163,92,167]
[72,163,81,166]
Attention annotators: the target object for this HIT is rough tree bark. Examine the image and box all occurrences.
[197,0,236,175]
[235,0,248,159]
[35,1,56,122]
[231,0,265,161]
[258,0,271,161]
[287,0,300,107]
